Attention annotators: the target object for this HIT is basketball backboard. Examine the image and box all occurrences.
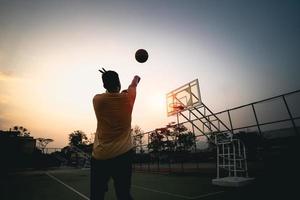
[166,79,201,116]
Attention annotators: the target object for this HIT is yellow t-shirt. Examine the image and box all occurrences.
[92,84,137,160]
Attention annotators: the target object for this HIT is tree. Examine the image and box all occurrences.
[36,138,54,153]
[148,130,164,153]
[155,127,175,152]
[69,130,88,147]
[176,132,196,152]
[148,123,196,153]
[131,125,145,153]
[11,125,31,137]
[159,123,191,152]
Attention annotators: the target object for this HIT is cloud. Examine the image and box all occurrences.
[0,72,16,130]
[0,116,10,130]
[0,71,15,82]
[0,102,12,130]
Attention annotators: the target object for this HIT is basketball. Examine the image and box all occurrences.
[135,49,148,63]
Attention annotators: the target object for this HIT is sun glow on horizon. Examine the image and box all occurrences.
[148,93,166,114]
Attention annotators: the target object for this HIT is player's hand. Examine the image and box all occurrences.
[129,75,141,87]
[134,75,141,83]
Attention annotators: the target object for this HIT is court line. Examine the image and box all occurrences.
[45,172,90,200]
[190,191,224,199]
[133,184,224,199]
[133,185,192,199]
[46,172,223,200]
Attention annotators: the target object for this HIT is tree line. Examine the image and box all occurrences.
[132,123,196,154]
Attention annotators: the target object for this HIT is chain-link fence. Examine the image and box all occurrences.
[132,90,300,174]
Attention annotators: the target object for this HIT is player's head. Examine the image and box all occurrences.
[101,70,121,93]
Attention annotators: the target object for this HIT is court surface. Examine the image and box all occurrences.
[0,168,293,200]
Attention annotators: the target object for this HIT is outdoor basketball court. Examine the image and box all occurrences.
[1,79,297,200]
[1,168,273,200]
[1,79,296,200]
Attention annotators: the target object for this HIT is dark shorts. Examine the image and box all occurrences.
[90,149,134,200]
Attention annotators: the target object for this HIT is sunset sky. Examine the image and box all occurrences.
[1,0,300,147]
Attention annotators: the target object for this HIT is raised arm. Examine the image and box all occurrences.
[124,75,141,106]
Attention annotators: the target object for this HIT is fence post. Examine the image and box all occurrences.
[147,132,150,172]
[227,110,233,132]
[282,95,299,136]
[251,104,262,136]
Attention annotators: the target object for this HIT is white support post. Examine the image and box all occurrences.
[238,140,242,170]
[167,79,254,187]
[233,140,237,177]
[222,143,225,173]
[227,144,231,176]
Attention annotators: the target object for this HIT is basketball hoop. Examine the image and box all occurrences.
[169,103,185,111]
[166,79,201,117]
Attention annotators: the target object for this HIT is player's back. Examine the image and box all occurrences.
[93,92,133,143]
